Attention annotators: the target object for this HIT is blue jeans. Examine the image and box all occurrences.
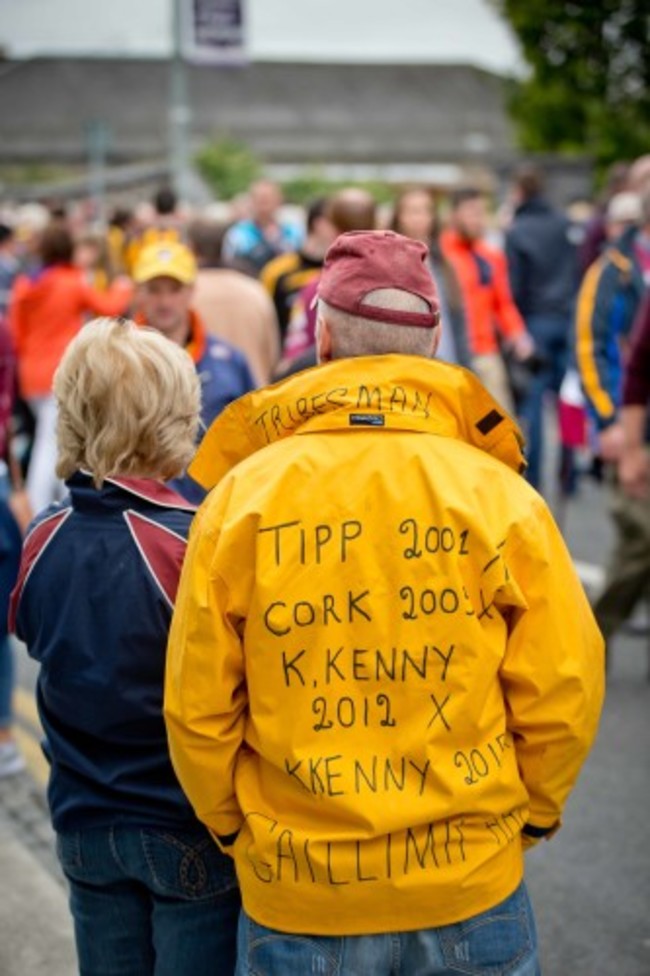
[519,314,571,492]
[236,881,540,976]
[57,824,240,976]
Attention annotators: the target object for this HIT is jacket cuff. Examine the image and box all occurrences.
[209,827,242,854]
[216,830,240,847]
[522,820,560,840]
[596,412,618,431]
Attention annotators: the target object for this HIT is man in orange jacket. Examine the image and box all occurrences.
[441,188,533,413]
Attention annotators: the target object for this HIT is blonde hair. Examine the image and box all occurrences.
[319,290,436,360]
[54,317,201,486]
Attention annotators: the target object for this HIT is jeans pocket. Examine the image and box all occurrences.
[56,831,84,875]
[140,827,238,901]
[439,883,536,975]
[242,913,342,976]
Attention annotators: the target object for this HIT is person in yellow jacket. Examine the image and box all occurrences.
[165,230,604,976]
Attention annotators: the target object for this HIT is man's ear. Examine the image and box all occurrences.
[316,316,333,364]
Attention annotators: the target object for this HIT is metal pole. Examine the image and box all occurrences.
[169,0,192,201]
[86,119,109,231]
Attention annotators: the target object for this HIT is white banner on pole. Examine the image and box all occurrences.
[182,0,248,66]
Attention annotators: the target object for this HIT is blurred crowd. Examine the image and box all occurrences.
[0,155,649,776]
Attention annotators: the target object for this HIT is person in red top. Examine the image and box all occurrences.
[9,223,132,513]
[441,188,533,413]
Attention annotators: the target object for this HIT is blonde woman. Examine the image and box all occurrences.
[10,318,239,976]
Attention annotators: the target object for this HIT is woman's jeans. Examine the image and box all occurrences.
[236,881,540,976]
[57,824,240,976]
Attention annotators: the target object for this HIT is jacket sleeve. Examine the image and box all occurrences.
[498,498,605,837]
[575,259,619,428]
[77,277,133,318]
[164,486,248,842]
[490,249,526,340]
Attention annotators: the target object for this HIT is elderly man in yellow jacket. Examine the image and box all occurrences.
[165,230,604,976]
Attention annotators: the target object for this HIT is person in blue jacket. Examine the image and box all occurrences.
[10,317,240,976]
[575,193,649,651]
[133,240,257,503]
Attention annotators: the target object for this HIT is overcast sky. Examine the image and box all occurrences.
[0,0,523,74]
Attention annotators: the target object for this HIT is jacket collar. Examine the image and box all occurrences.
[189,355,526,490]
[514,195,552,217]
[602,226,646,279]
[440,228,474,251]
[70,471,197,512]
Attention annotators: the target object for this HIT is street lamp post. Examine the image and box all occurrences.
[85,118,110,231]
[169,0,192,202]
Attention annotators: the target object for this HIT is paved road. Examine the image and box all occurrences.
[525,474,650,976]
[6,471,650,976]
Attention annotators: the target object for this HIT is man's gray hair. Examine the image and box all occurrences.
[318,289,437,360]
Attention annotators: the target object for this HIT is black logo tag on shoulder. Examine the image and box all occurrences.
[476,409,504,435]
[349,413,385,427]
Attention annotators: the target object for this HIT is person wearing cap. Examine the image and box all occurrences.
[165,229,603,975]
[133,240,257,501]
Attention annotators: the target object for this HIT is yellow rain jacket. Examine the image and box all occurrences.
[165,355,604,936]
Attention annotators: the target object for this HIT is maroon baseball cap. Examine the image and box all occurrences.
[317,230,440,328]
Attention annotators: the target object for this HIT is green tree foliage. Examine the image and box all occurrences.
[493,0,650,166]
[195,138,395,204]
[195,136,262,199]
